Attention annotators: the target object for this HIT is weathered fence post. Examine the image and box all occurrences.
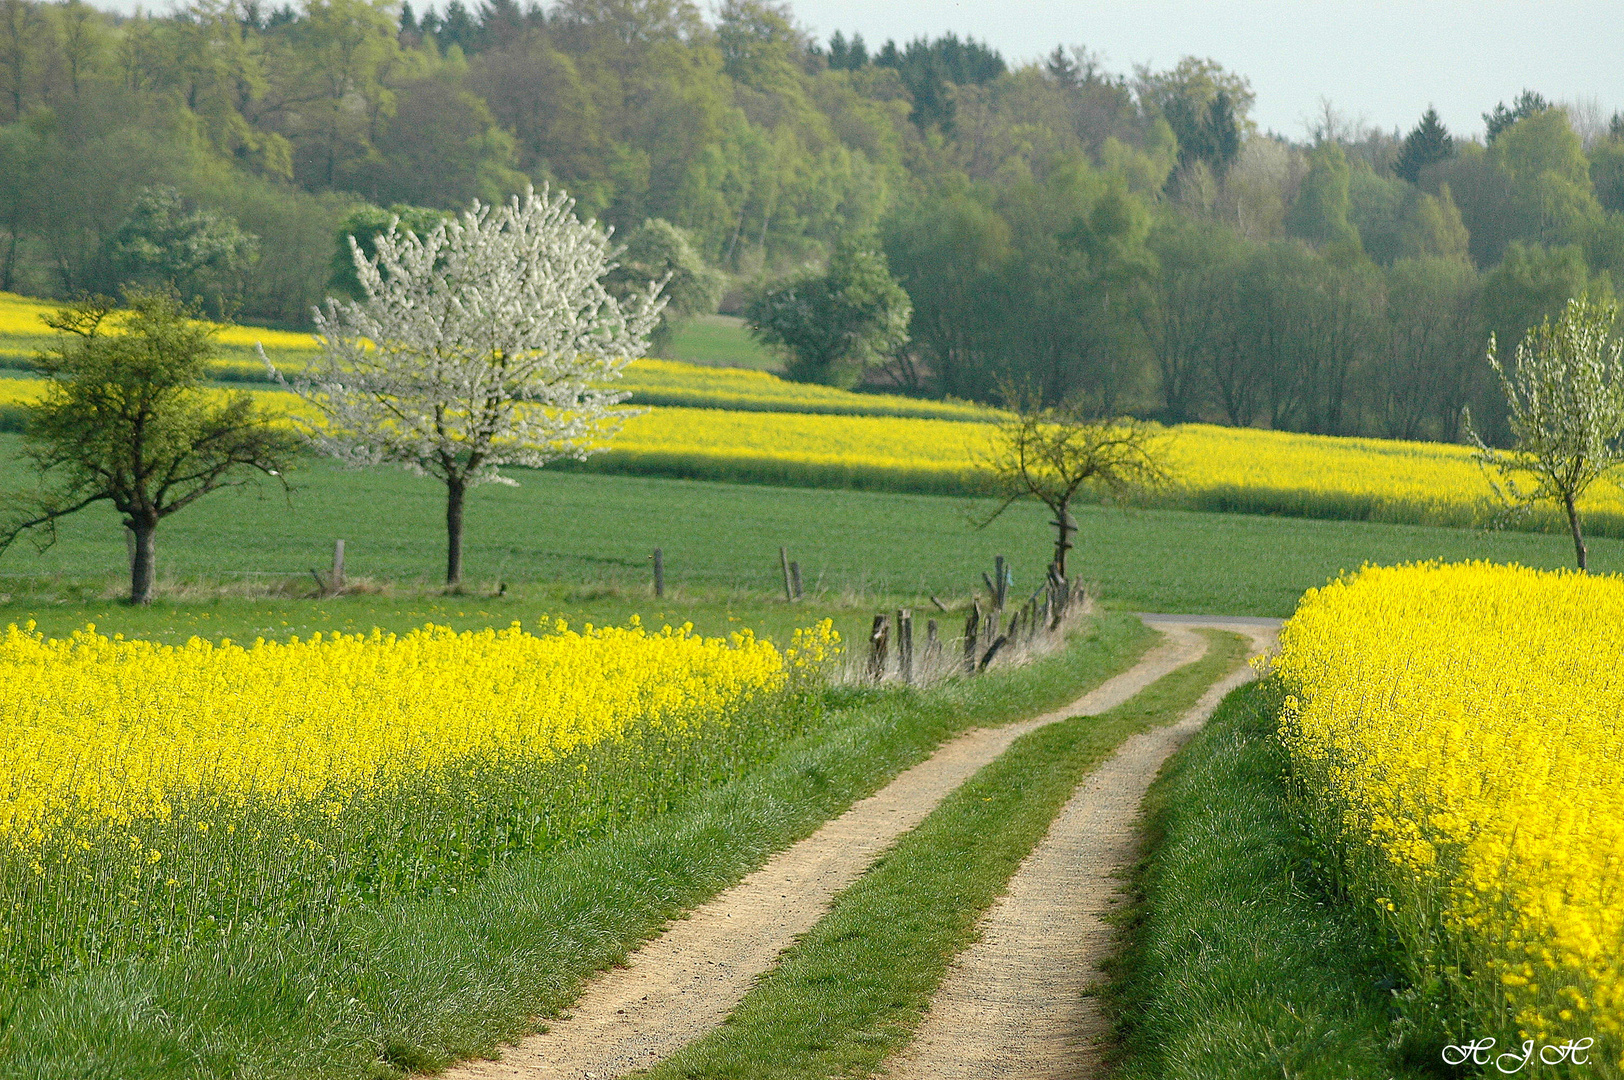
[925,619,941,669]
[994,555,1008,611]
[652,548,664,598]
[331,539,346,594]
[780,546,795,601]
[897,608,914,685]
[789,561,803,600]
[963,602,981,674]
[868,613,890,682]
[979,630,1008,671]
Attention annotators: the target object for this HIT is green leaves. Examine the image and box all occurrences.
[1468,293,1624,568]
[1,289,298,600]
[744,238,910,388]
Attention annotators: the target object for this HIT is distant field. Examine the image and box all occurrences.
[0,293,983,420]
[0,371,1618,538]
[0,442,1612,644]
[662,313,778,369]
[6,290,1623,541]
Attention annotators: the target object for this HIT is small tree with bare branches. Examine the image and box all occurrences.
[1465,294,1624,571]
[977,394,1171,578]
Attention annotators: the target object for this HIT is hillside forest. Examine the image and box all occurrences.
[3,0,1624,443]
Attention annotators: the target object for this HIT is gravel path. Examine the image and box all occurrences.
[880,618,1280,1080]
[439,625,1211,1080]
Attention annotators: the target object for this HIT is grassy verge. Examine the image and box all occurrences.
[0,615,1155,1080]
[633,629,1249,1080]
[1105,678,1431,1080]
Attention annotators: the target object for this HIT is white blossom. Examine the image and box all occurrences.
[262,184,666,584]
[1467,294,1624,570]
[268,184,665,485]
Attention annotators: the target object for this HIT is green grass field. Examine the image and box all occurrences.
[0,618,1154,1080]
[0,436,1614,644]
[661,314,779,369]
[1107,679,1428,1080]
[641,631,1246,1080]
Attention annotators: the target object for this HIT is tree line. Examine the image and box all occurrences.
[2,0,1623,443]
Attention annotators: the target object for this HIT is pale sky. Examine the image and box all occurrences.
[91,0,1624,142]
[784,0,1624,141]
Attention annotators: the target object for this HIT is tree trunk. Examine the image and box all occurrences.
[1565,492,1587,571]
[1051,497,1074,578]
[445,476,466,587]
[128,518,158,605]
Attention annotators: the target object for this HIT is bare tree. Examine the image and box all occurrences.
[1466,295,1624,570]
[977,393,1171,578]
[271,185,665,588]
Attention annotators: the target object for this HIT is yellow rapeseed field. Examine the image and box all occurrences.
[619,358,999,420]
[6,287,1624,533]
[0,615,839,982]
[1276,562,1624,1059]
[603,408,1624,531]
[1,372,1619,533]
[0,618,786,843]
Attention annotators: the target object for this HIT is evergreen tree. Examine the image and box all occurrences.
[1484,89,1549,144]
[1395,107,1454,183]
[827,30,867,70]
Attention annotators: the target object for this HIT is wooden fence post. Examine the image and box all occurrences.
[867,613,890,682]
[897,608,914,685]
[963,602,981,674]
[652,548,664,599]
[994,555,1008,611]
[789,561,803,600]
[780,546,795,602]
[979,632,1009,671]
[925,619,940,668]
[331,539,346,594]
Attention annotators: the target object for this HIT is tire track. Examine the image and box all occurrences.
[880,618,1279,1080]
[439,626,1212,1080]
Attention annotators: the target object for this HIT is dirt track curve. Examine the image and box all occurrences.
[881,616,1280,1080]
[440,621,1219,1080]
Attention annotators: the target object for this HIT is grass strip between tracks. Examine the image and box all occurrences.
[1104,678,1429,1080]
[635,629,1248,1080]
[0,616,1155,1080]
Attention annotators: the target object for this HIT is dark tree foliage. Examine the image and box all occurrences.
[103,186,259,317]
[327,204,453,300]
[1484,89,1550,144]
[874,33,1005,130]
[825,30,867,70]
[1163,88,1243,178]
[746,238,911,387]
[1395,107,1454,183]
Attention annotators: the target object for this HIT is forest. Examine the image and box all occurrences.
[2,0,1623,443]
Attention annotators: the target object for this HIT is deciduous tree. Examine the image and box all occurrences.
[977,391,1169,578]
[0,290,298,603]
[276,185,665,587]
[746,236,909,387]
[1466,294,1624,570]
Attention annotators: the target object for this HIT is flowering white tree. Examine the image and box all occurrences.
[1466,294,1624,571]
[268,185,666,587]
